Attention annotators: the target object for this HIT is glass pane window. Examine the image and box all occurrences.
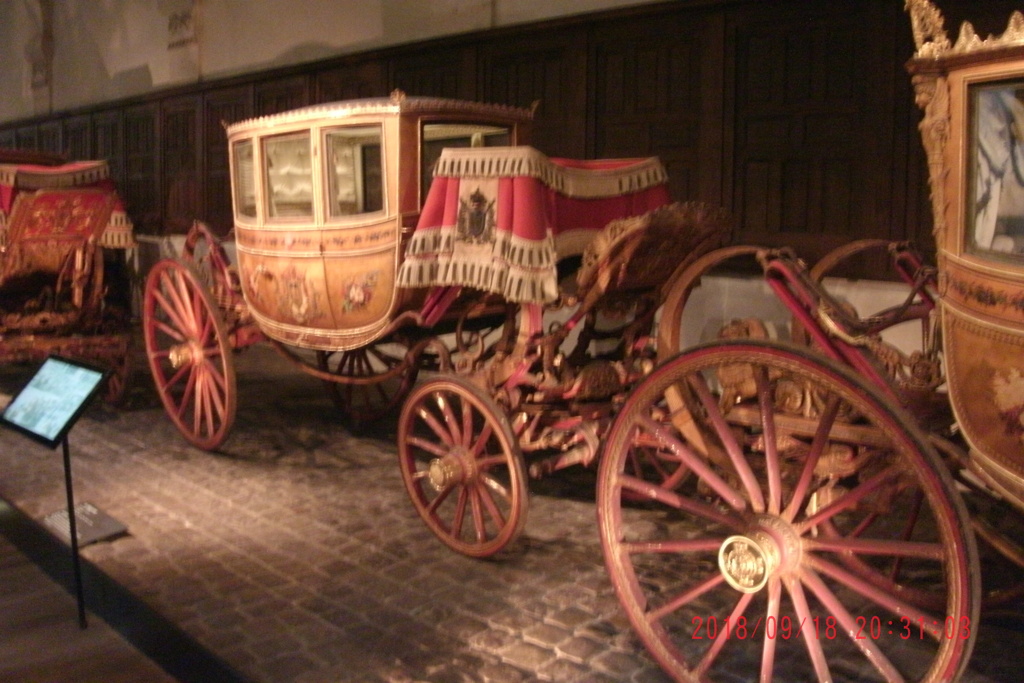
[420,123,511,198]
[231,139,256,219]
[968,81,1024,263]
[325,125,384,218]
[264,131,313,219]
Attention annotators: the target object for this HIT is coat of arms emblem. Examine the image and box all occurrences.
[456,187,496,244]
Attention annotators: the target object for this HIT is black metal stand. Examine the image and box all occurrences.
[61,436,87,629]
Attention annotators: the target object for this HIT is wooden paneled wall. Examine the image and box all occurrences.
[0,0,1016,266]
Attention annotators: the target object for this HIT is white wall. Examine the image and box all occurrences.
[0,0,664,123]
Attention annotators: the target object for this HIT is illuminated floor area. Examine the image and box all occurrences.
[0,521,181,683]
[0,344,1022,683]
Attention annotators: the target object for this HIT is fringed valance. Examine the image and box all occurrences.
[0,160,109,195]
[397,146,670,303]
[98,211,137,249]
[431,146,668,199]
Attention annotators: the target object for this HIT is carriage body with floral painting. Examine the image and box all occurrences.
[141,90,722,455]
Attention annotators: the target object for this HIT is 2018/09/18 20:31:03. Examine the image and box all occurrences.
[690,615,972,641]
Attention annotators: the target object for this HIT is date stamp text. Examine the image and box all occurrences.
[690,615,972,641]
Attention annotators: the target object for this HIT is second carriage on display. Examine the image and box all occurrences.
[141,89,727,531]
[0,149,136,403]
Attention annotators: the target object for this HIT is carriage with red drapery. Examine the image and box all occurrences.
[0,149,135,403]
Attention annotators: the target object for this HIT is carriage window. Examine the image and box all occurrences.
[968,80,1024,263]
[420,123,512,199]
[324,125,384,218]
[263,131,314,219]
[232,139,256,219]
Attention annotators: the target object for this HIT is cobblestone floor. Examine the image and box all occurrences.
[0,343,1021,683]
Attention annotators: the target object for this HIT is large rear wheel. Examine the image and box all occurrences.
[597,340,978,682]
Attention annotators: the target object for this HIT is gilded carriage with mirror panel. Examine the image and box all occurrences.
[908,0,1024,506]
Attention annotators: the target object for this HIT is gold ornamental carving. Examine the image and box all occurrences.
[910,71,950,244]
[907,0,1024,58]
[906,0,950,57]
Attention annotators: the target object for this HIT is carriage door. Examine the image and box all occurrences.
[320,124,400,348]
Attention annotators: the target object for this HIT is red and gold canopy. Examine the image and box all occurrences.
[0,159,134,249]
[397,146,670,303]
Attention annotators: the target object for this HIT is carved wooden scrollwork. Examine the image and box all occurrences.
[911,69,950,244]
[906,0,950,55]
[907,0,1024,58]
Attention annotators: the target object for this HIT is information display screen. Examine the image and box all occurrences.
[0,355,108,448]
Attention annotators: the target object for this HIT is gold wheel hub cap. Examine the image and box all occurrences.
[719,515,801,593]
[169,342,203,369]
[428,447,475,491]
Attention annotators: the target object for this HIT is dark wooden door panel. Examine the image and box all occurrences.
[390,46,477,101]
[93,110,124,188]
[123,105,160,234]
[254,75,309,117]
[727,1,899,260]
[204,87,253,236]
[63,115,91,160]
[591,11,724,204]
[16,127,38,151]
[315,62,386,103]
[162,96,202,235]
[37,121,62,155]
[481,30,587,159]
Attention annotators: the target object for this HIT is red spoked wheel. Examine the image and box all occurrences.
[143,258,237,450]
[398,376,528,558]
[597,340,978,683]
[622,437,691,502]
[316,336,419,425]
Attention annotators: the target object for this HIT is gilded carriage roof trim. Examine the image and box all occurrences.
[907,0,1024,60]
[226,90,535,137]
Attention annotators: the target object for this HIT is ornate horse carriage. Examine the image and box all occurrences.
[142,2,1024,676]
[0,150,135,402]
[141,91,721,457]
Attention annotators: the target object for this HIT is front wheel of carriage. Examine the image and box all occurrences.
[398,376,528,558]
[143,258,237,451]
[596,339,979,683]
